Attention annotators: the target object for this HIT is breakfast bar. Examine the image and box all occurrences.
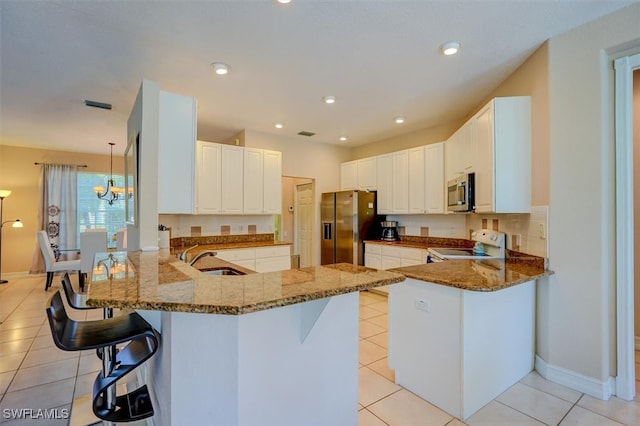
[87,250,405,426]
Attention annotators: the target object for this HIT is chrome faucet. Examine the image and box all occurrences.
[188,250,217,266]
[178,244,199,262]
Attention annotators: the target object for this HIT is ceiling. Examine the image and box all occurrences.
[1,1,636,156]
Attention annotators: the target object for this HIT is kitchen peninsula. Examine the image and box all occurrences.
[87,250,405,425]
[387,258,552,421]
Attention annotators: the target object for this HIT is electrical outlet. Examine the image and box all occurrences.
[514,234,522,246]
[414,298,431,312]
[538,223,546,239]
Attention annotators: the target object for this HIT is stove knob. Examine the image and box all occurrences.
[490,234,497,241]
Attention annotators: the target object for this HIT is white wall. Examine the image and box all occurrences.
[545,3,640,389]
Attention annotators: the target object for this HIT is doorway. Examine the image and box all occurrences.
[281,176,315,267]
[614,52,640,401]
[295,182,314,267]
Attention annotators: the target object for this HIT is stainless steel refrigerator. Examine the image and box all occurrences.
[321,190,379,266]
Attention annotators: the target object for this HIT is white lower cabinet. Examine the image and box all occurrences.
[254,246,291,273]
[215,246,291,273]
[389,278,535,420]
[365,243,426,295]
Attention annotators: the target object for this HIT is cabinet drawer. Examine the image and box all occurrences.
[255,245,291,259]
[365,243,382,255]
[215,248,255,261]
[401,248,424,262]
[255,256,290,273]
[381,245,404,258]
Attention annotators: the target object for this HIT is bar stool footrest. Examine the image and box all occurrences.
[94,385,154,422]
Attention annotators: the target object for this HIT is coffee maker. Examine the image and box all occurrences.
[380,221,399,241]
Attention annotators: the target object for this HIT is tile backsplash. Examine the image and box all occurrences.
[159,215,274,238]
[466,205,549,257]
[388,206,549,258]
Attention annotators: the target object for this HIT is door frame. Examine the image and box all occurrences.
[614,52,640,400]
[293,180,315,267]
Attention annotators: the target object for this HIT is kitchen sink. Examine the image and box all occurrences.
[198,267,245,276]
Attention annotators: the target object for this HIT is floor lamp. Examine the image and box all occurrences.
[0,190,24,284]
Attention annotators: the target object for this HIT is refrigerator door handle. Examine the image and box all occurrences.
[322,222,332,240]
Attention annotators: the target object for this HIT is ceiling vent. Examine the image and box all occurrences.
[297,131,315,137]
[84,99,112,110]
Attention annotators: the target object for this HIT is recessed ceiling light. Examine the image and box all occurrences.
[276,0,292,3]
[394,116,405,124]
[339,136,348,142]
[275,122,285,129]
[440,41,461,56]
[211,62,230,75]
[323,95,336,104]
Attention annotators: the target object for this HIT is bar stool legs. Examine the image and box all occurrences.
[46,291,160,422]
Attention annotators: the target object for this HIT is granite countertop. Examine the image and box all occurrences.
[172,240,291,256]
[390,259,553,292]
[86,251,405,315]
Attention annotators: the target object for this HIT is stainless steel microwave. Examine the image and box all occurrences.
[447,173,475,212]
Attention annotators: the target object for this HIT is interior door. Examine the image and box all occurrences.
[296,183,313,267]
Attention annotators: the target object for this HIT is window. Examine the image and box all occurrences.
[77,172,126,248]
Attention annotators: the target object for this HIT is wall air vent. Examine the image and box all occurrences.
[297,131,315,137]
[84,99,112,110]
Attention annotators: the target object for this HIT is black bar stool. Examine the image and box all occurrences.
[46,290,160,422]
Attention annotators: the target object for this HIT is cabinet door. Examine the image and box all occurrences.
[263,150,282,214]
[408,147,426,214]
[460,120,476,174]
[221,145,244,214]
[474,104,494,213]
[376,154,393,214]
[357,157,377,190]
[340,161,357,190]
[243,148,264,214]
[196,141,222,214]
[255,256,290,273]
[381,255,401,270]
[392,150,409,214]
[364,253,381,270]
[425,142,445,214]
[158,92,196,214]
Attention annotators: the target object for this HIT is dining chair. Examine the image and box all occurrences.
[37,230,81,291]
[80,229,108,284]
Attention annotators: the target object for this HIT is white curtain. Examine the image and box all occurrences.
[30,164,78,273]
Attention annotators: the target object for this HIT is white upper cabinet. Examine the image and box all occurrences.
[158,92,197,214]
[243,148,265,214]
[195,143,282,215]
[221,145,244,214]
[473,97,531,213]
[357,157,377,190]
[408,147,426,213]
[340,161,357,190]
[262,149,282,214]
[392,150,409,214]
[376,154,393,214]
[425,142,445,214]
[445,120,475,182]
[196,141,222,214]
[340,157,376,191]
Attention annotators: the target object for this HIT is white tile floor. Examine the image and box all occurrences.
[358,290,640,426]
[0,276,639,425]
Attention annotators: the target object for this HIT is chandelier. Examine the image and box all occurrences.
[94,142,130,205]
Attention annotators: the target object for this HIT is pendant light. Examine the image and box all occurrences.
[94,142,125,205]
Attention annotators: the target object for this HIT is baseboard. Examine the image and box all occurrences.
[535,355,615,400]
[635,336,640,351]
[1,271,40,279]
